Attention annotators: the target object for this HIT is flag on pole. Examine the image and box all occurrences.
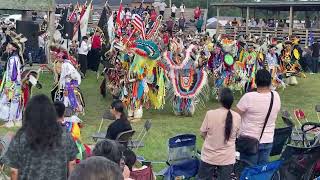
[80,1,92,37]
[116,1,123,27]
[132,14,146,39]
[73,1,92,40]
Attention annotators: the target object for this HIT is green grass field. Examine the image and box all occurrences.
[1,71,320,167]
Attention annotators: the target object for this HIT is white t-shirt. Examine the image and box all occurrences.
[180,5,185,12]
[171,6,177,13]
[159,2,166,11]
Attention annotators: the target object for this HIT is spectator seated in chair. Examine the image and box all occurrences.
[123,149,156,180]
[106,100,132,140]
[68,156,123,180]
[92,139,131,179]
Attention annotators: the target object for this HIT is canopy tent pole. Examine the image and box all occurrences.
[48,11,55,64]
[216,6,220,36]
[289,6,293,36]
[246,6,249,36]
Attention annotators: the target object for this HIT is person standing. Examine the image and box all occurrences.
[178,16,186,32]
[166,17,174,36]
[0,42,23,128]
[89,31,102,73]
[194,6,201,20]
[78,36,91,77]
[3,94,78,180]
[198,88,241,180]
[180,3,185,17]
[159,1,167,17]
[196,16,204,33]
[236,69,281,166]
[171,4,177,18]
[311,39,320,74]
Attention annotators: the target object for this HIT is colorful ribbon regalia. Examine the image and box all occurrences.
[120,40,165,119]
[279,39,304,85]
[51,48,85,115]
[64,116,91,162]
[163,44,209,116]
[0,53,23,123]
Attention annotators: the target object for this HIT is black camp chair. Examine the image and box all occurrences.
[116,130,136,147]
[92,111,115,142]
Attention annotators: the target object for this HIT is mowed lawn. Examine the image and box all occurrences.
[1,71,320,166]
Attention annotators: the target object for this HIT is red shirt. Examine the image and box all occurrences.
[92,35,102,49]
[163,33,169,45]
[150,10,157,21]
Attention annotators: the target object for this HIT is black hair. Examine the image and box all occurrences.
[68,156,123,180]
[92,139,123,165]
[54,101,65,118]
[111,100,128,122]
[255,69,272,88]
[123,149,136,171]
[219,88,234,143]
[17,94,62,150]
[82,36,88,40]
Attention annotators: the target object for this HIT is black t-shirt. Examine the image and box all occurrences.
[106,119,132,140]
[3,131,78,180]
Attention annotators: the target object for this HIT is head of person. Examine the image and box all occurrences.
[255,69,272,88]
[82,36,88,42]
[270,47,276,54]
[6,42,19,54]
[110,100,127,121]
[68,156,123,180]
[123,149,137,171]
[219,88,234,143]
[54,101,65,123]
[20,94,62,150]
[92,139,123,165]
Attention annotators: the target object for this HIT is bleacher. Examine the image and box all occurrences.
[219,26,320,46]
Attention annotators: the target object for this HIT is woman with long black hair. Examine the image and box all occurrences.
[106,100,132,140]
[3,94,78,180]
[197,88,241,180]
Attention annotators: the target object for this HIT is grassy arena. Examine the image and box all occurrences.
[1,71,320,168]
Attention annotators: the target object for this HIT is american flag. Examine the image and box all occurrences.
[132,14,146,40]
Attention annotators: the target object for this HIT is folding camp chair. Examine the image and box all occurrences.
[156,134,199,180]
[91,111,115,142]
[116,130,136,147]
[283,109,309,146]
[130,166,155,180]
[128,120,152,150]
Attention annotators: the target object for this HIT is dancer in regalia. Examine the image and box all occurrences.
[51,51,85,115]
[0,41,23,128]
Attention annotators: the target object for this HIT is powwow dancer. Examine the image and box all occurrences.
[51,48,85,115]
[0,41,24,128]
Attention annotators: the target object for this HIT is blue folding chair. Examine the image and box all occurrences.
[157,134,199,180]
[240,160,282,180]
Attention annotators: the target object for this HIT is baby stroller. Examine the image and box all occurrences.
[236,119,320,180]
[156,134,199,180]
